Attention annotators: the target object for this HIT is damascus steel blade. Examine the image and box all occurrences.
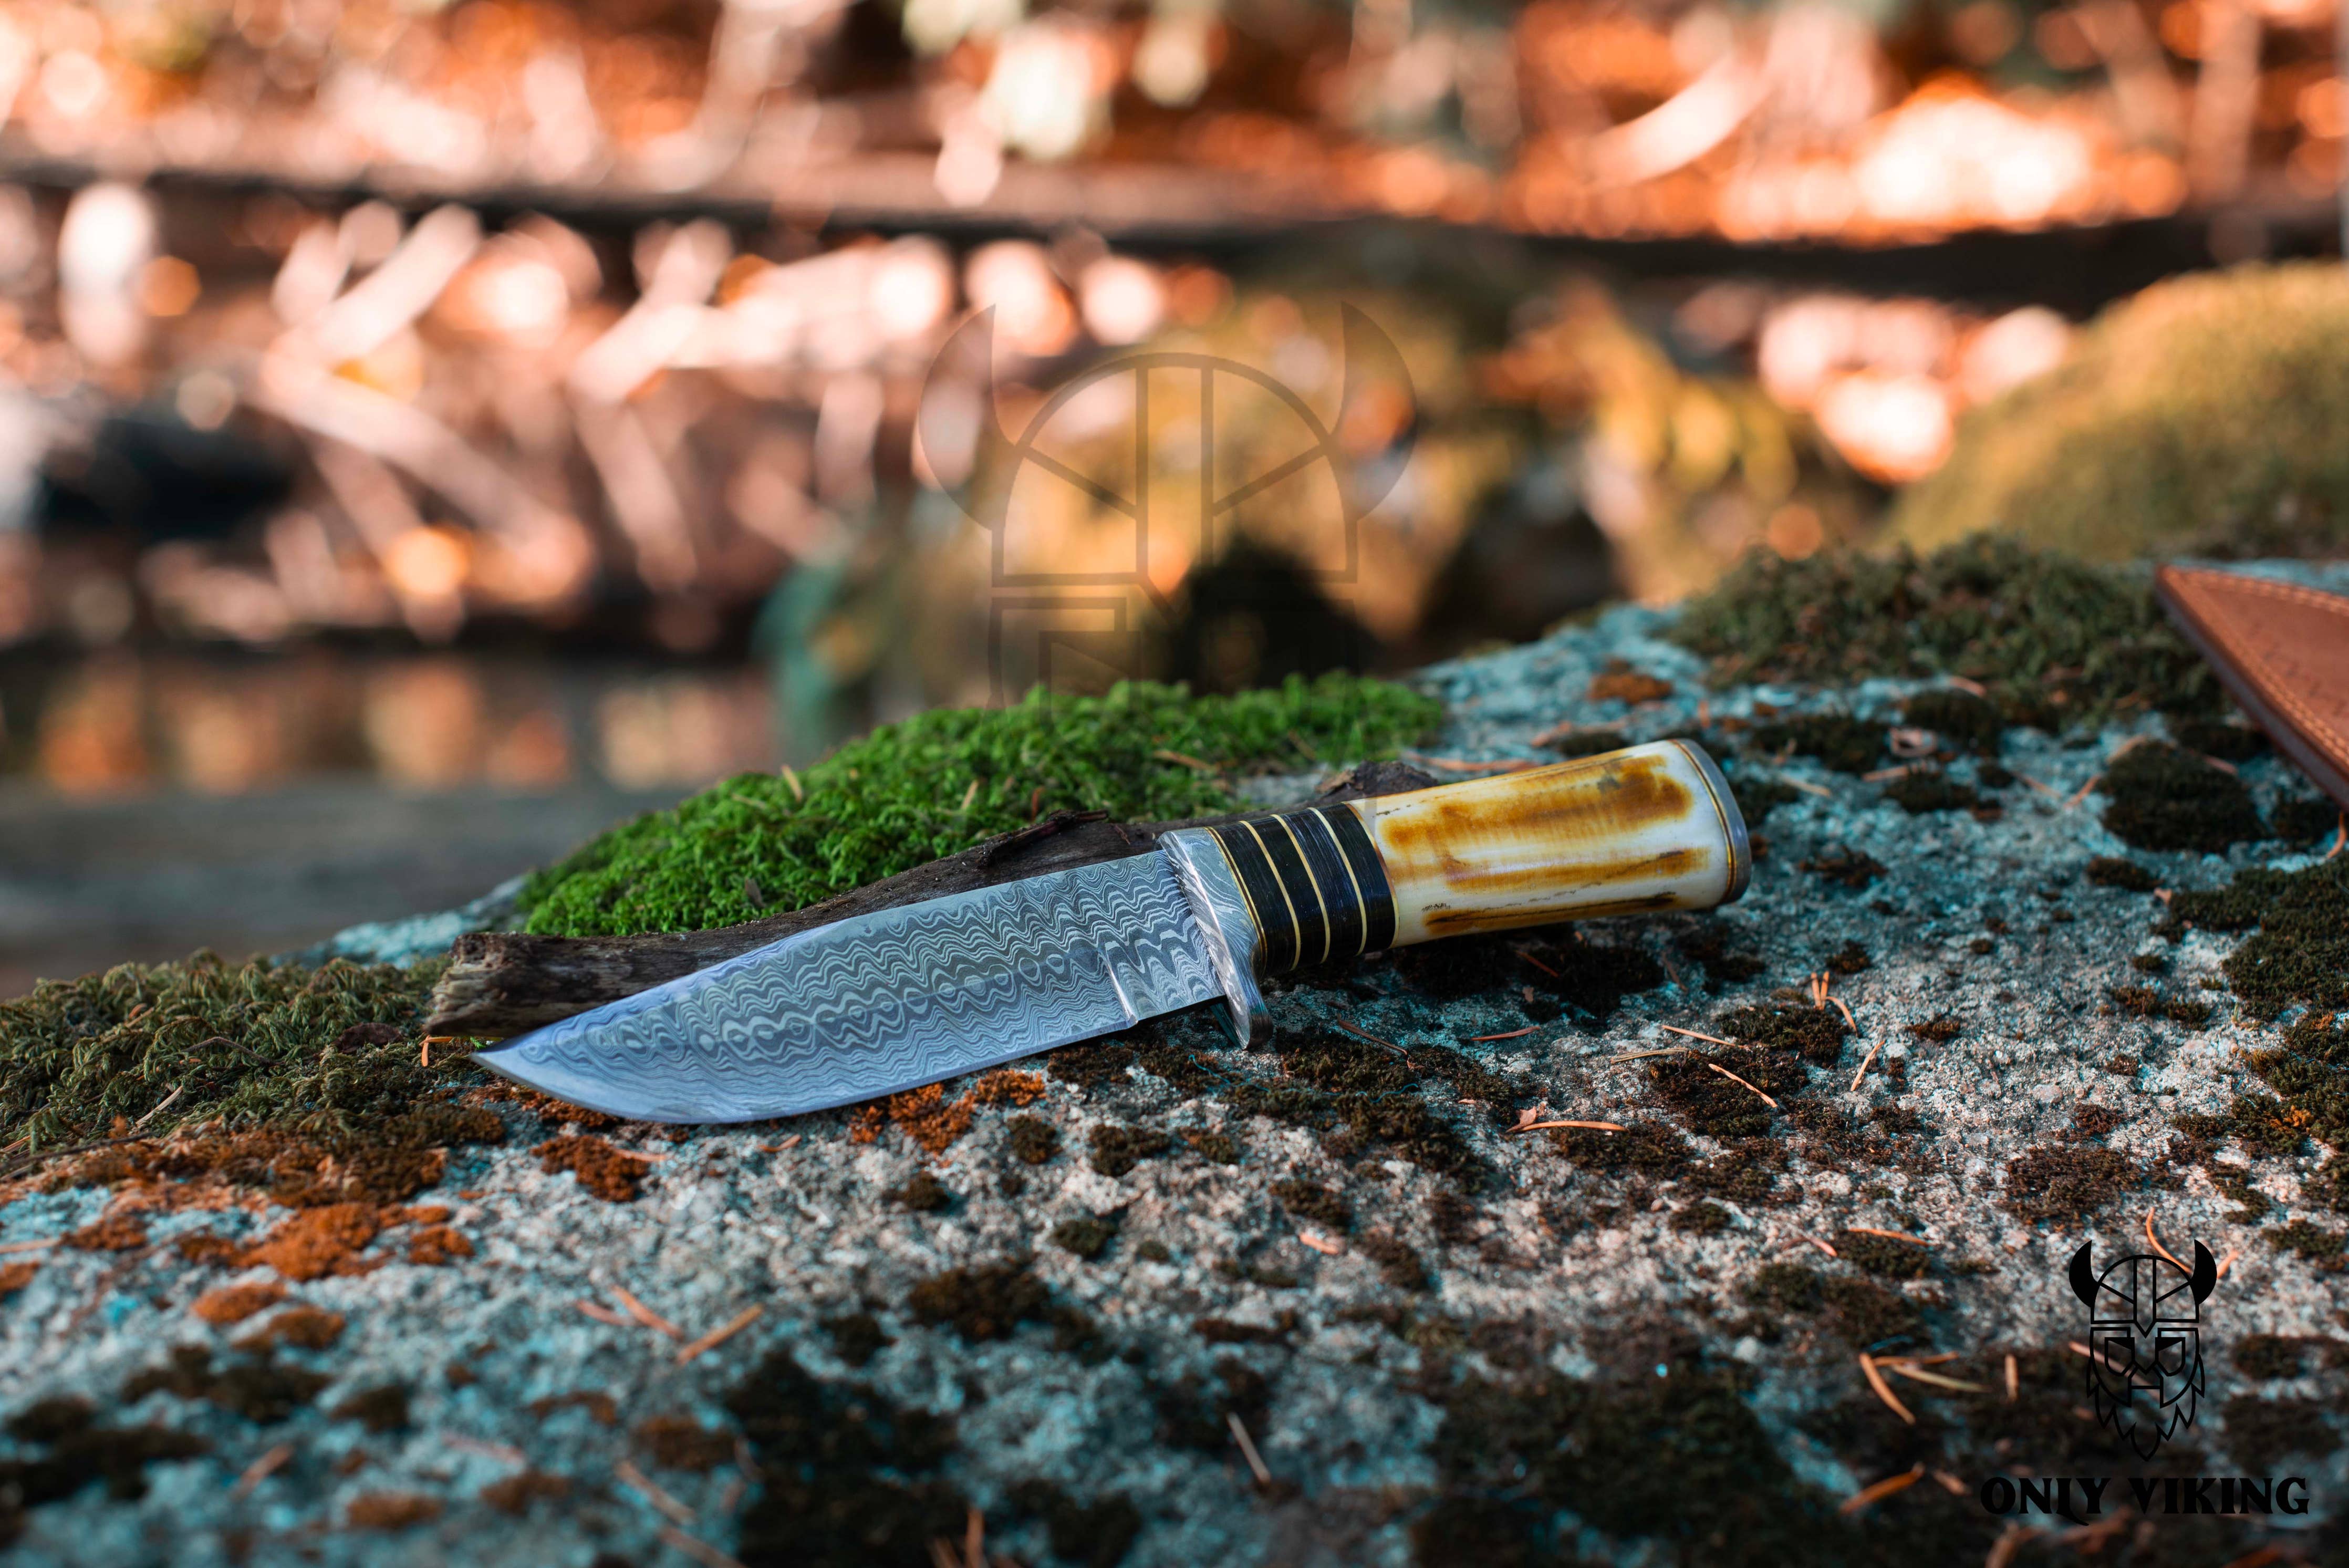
[471,850,1224,1123]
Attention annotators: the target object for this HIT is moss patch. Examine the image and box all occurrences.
[520,675,1438,938]
[2086,856,2159,891]
[2099,742,2263,854]
[1884,768,1983,816]
[1671,538,2217,728]
[1005,1116,1061,1165]
[1834,1231,1931,1281]
[2001,1145,2141,1221]
[1719,1001,1849,1067]
[123,1346,328,1425]
[887,1170,952,1212]
[1271,1179,1352,1231]
[1223,1028,1491,1186]
[0,954,453,1150]
[1901,689,2004,753]
[1005,1481,1141,1568]
[1088,1124,1172,1178]
[823,1312,892,1368]
[1748,713,1884,775]
[1051,1215,1117,1261]
[0,1399,209,1547]
[2166,860,2349,1022]
[1360,1230,1429,1291]
[1890,262,2349,560]
[906,1259,1051,1342]
[1650,1051,1806,1138]
[728,1349,966,1568]
[2221,1394,2343,1468]
[1427,1357,1892,1566]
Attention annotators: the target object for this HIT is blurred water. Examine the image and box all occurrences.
[0,648,775,987]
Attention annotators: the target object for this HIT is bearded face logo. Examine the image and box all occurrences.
[2069,1241,2217,1458]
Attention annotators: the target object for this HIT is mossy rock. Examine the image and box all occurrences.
[1891,263,2349,558]
[1670,538,2218,728]
[519,674,1439,938]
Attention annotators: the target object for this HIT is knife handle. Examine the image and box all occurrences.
[1195,739,1749,974]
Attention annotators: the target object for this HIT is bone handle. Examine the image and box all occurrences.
[1195,741,1749,972]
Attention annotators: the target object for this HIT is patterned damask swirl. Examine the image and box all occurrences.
[474,852,1222,1123]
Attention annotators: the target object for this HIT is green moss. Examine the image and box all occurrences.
[1650,1051,1806,1139]
[1407,1497,1563,1567]
[1360,1231,1429,1291]
[1547,1119,1692,1178]
[2274,796,2344,842]
[1905,1016,1961,1044]
[2086,856,2159,891]
[1748,713,1884,775]
[1005,1481,1141,1568]
[0,953,453,1150]
[905,1259,1051,1342]
[727,1349,964,1568]
[1051,1215,1116,1261]
[1153,1358,1269,1451]
[1005,1117,1060,1165]
[1824,941,1872,977]
[1891,263,2349,559]
[122,1346,328,1425]
[1271,1179,1352,1231]
[2171,718,2267,761]
[2234,1334,2310,1379]
[887,1171,952,1211]
[1901,689,2003,754]
[1720,1001,1848,1067]
[2107,985,2212,1030]
[2166,860,2349,1021]
[2221,1394,2343,1469]
[2267,1219,2347,1270]
[0,1396,207,1542]
[1835,1231,1930,1281]
[520,675,1439,938]
[1883,768,1981,815]
[1674,539,2217,728]
[1179,1127,1238,1164]
[1087,1124,1172,1178]
[822,1313,892,1368]
[1429,1359,1862,1566]
[1670,1200,1732,1235]
[2099,743,2263,854]
[2000,1145,2140,1221]
[1799,846,1886,891]
[330,1384,411,1435]
[1738,1263,1924,1349]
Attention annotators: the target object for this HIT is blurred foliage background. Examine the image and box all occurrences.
[0,0,2346,972]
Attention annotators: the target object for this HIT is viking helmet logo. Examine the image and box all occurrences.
[2068,1240,2217,1458]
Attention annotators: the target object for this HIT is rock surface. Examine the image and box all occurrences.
[6,568,2349,1567]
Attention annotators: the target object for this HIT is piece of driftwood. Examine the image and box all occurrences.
[424,761,1438,1039]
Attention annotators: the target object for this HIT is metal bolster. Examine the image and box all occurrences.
[1670,739,1752,906]
[1158,828,1273,1048]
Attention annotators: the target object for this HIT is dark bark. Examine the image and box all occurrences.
[425,761,1435,1039]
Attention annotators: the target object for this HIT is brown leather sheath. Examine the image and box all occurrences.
[2155,565,2349,810]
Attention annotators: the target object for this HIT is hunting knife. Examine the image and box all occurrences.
[474,740,1751,1123]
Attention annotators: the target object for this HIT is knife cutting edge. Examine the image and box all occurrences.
[472,739,1751,1124]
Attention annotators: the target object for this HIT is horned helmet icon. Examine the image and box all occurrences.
[918,302,1417,545]
[2069,1240,2216,1458]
